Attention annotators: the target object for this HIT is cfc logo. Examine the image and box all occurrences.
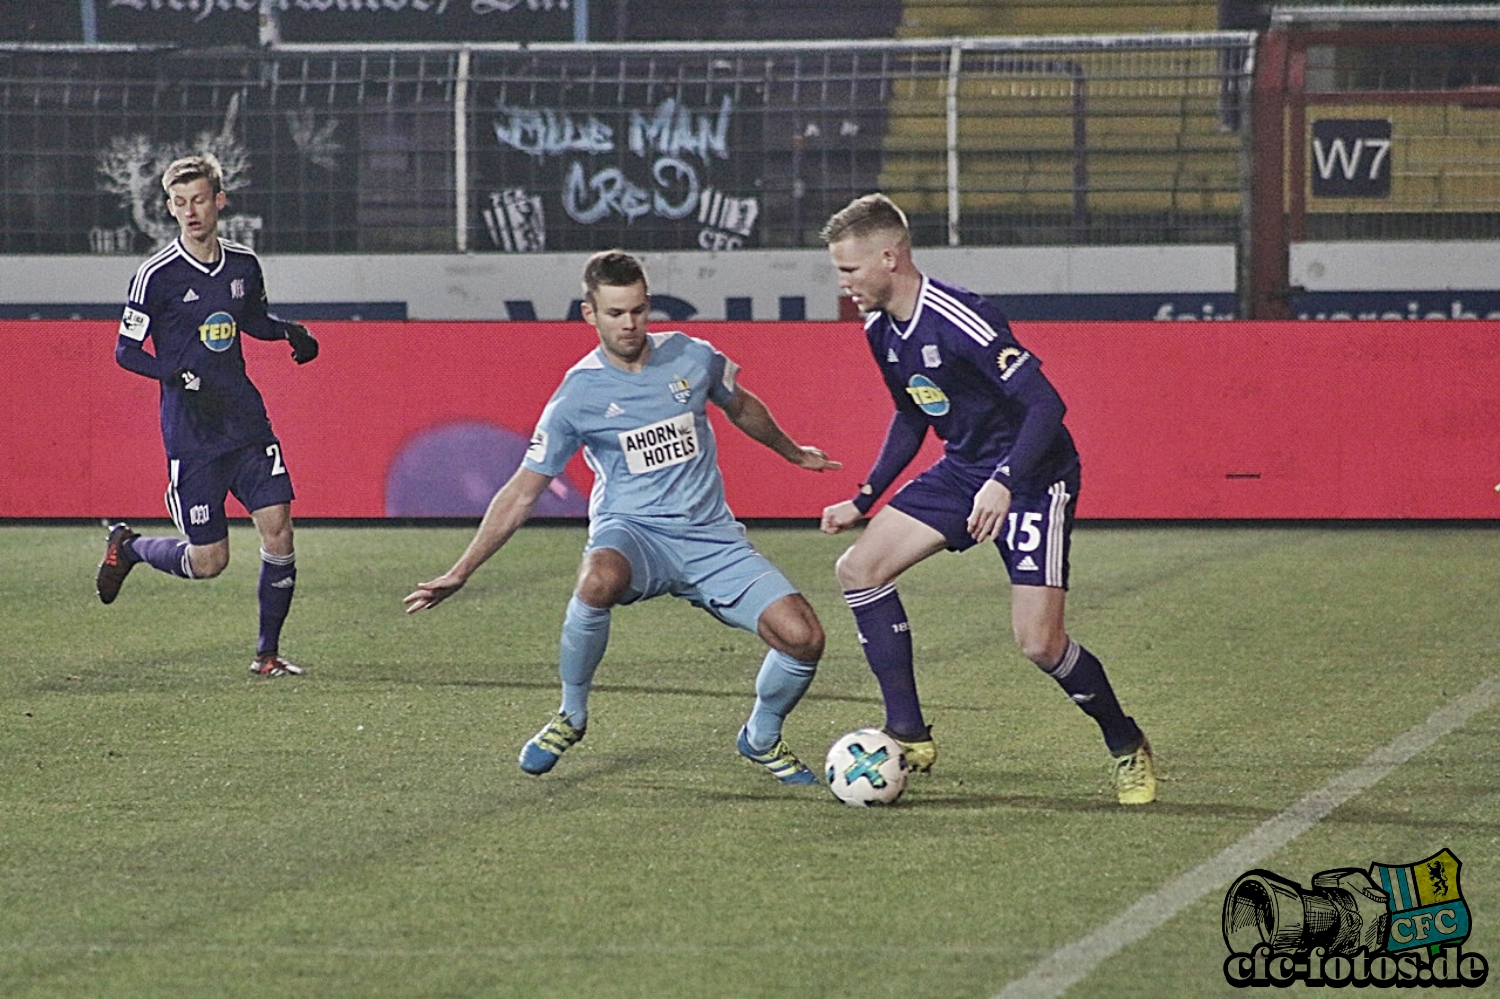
[1222,849,1488,989]
[198,311,237,352]
[905,374,950,416]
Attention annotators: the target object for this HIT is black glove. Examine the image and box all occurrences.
[285,322,319,365]
[169,368,226,424]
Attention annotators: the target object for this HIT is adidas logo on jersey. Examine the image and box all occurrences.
[886,348,899,363]
[604,402,625,418]
[1016,556,1039,571]
[183,289,199,302]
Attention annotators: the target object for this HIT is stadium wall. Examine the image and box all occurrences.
[8,319,1500,521]
[2,247,1237,323]
[7,245,1497,323]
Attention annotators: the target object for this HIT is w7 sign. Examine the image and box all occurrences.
[1311,119,1393,197]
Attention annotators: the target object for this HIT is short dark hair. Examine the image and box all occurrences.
[820,192,909,245]
[582,250,647,304]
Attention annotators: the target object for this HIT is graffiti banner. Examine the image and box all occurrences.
[471,57,766,252]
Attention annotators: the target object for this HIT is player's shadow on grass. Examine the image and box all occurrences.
[898,794,1500,834]
[357,672,890,708]
[499,756,1500,833]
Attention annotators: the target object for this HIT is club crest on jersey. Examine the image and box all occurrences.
[905,374,950,416]
[198,311,237,352]
[230,278,245,300]
[922,344,942,368]
[668,377,692,405]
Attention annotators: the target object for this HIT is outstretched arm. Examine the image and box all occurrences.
[402,466,553,613]
[720,385,841,472]
[820,408,926,534]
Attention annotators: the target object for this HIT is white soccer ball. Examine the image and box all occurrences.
[825,728,909,806]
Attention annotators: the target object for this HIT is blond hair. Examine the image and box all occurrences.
[820,193,909,246]
[161,153,224,195]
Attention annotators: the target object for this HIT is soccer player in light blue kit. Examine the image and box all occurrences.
[96,153,320,678]
[819,194,1157,804]
[404,250,842,784]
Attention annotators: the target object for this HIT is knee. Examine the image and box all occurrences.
[834,545,879,591]
[253,505,294,557]
[259,524,294,558]
[784,617,825,664]
[574,575,624,608]
[189,545,229,579]
[762,597,826,663]
[574,553,630,608]
[1015,626,1067,669]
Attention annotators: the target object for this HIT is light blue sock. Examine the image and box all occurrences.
[558,595,611,729]
[744,649,817,751]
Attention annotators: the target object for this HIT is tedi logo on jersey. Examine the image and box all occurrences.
[1222,847,1488,989]
[198,311,237,352]
[905,374,950,416]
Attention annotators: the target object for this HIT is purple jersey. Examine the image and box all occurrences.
[116,238,289,460]
[862,275,1079,497]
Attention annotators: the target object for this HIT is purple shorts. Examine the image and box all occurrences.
[166,441,295,545]
[887,458,1078,588]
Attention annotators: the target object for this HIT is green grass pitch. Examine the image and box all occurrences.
[2,522,1498,998]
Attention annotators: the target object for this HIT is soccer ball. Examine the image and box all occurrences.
[825,728,909,807]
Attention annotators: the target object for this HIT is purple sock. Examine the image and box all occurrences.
[844,583,928,739]
[1044,640,1142,756]
[131,536,194,578]
[257,550,297,657]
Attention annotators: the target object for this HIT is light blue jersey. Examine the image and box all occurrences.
[514,325,815,771]
[523,331,740,528]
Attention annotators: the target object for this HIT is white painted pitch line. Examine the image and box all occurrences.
[993,676,1500,999]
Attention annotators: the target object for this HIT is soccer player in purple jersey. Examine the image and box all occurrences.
[818,193,1156,804]
[96,153,321,678]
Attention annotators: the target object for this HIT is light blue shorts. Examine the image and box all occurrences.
[585,516,799,633]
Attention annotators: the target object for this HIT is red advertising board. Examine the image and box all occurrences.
[5,320,1500,520]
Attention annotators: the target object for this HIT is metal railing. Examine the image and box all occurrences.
[1,34,1255,255]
